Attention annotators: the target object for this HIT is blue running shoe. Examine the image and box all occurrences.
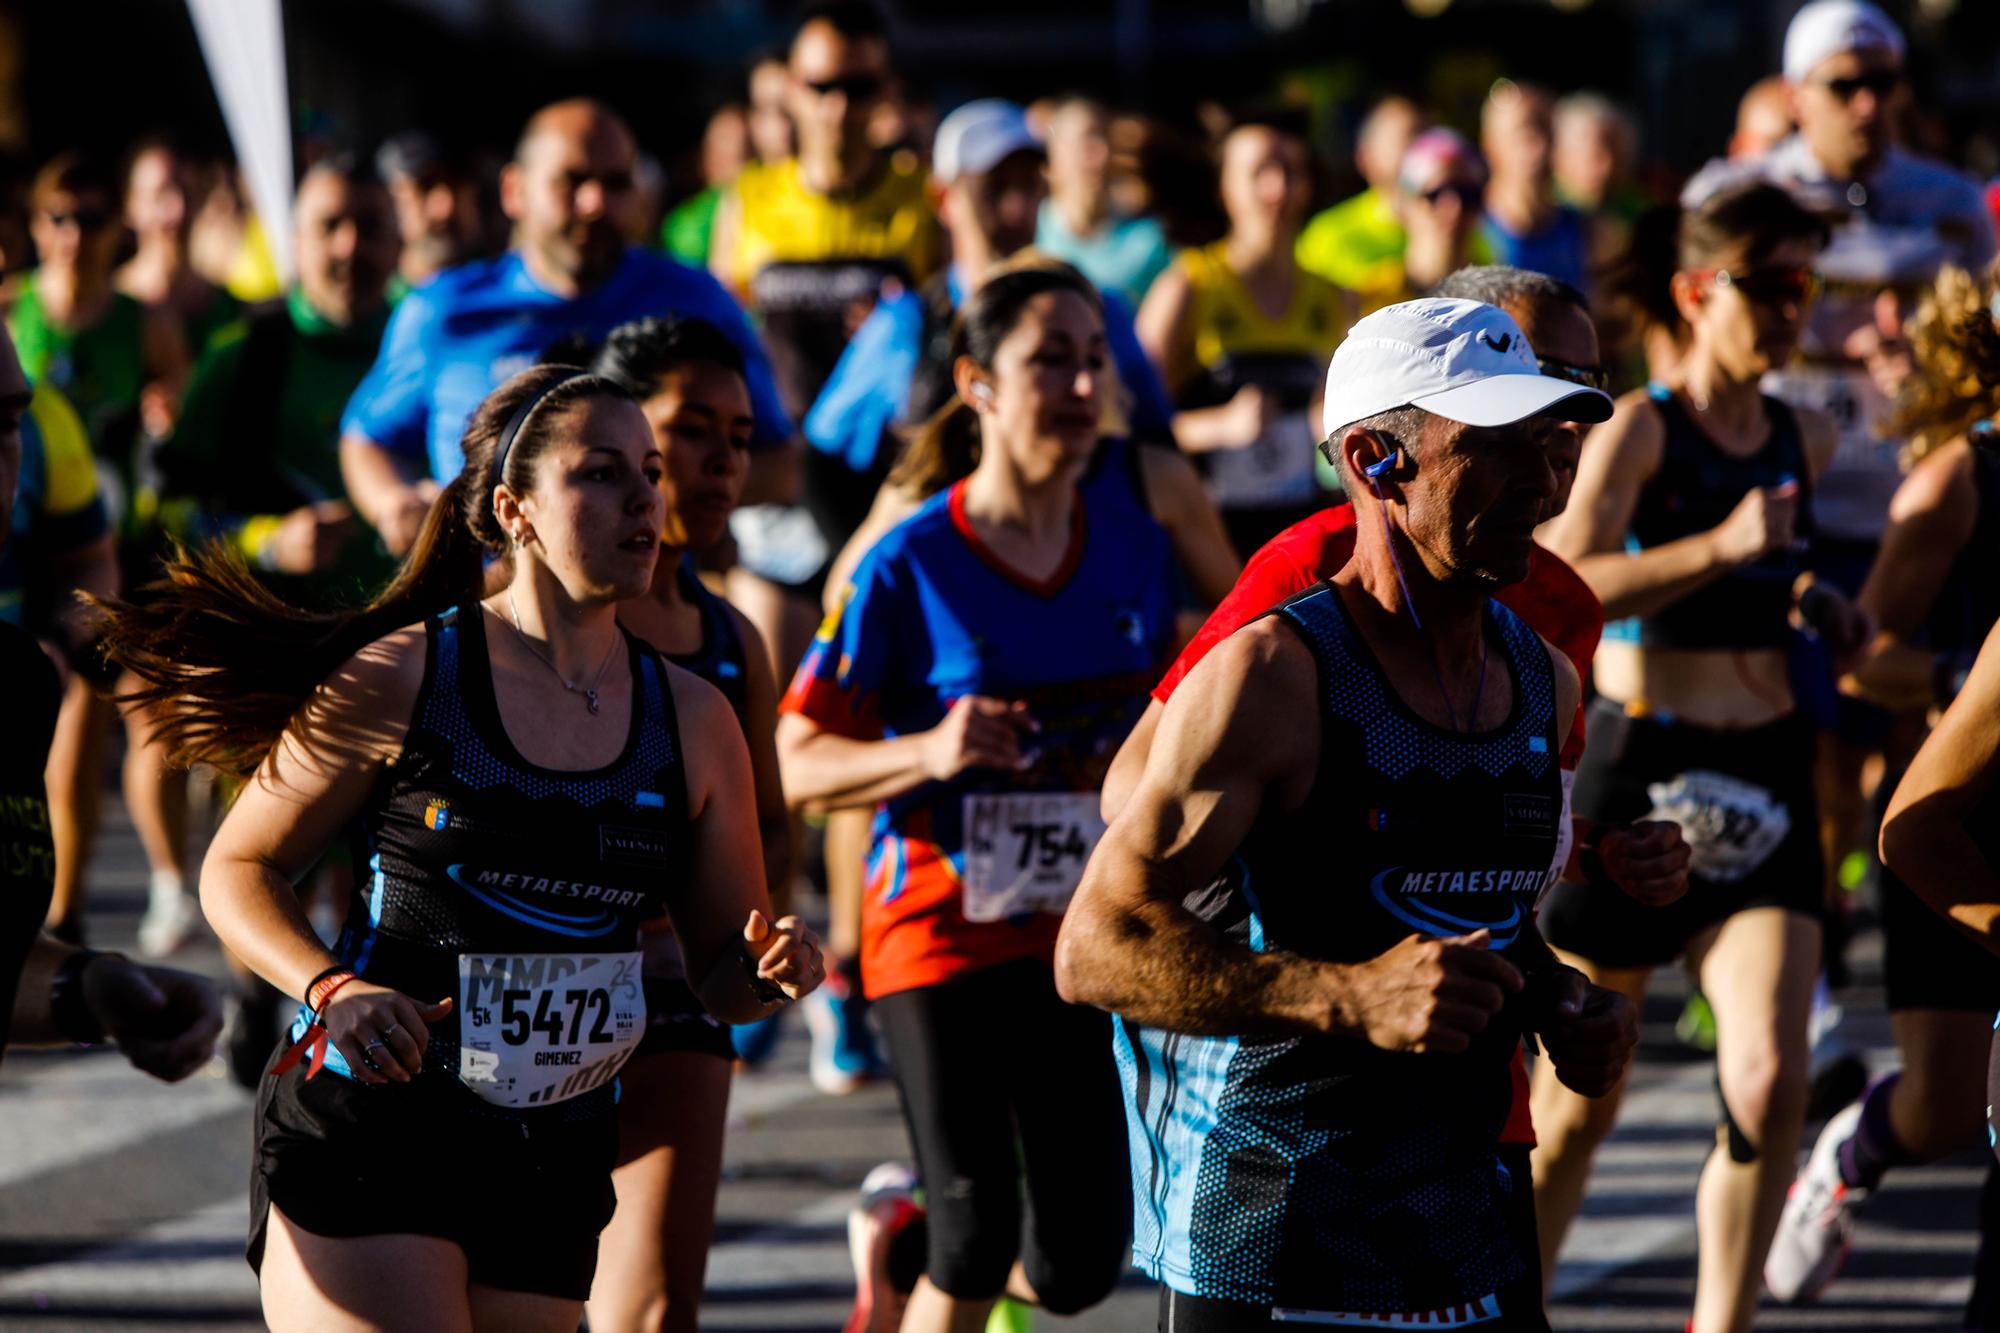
[732,1008,785,1067]
[805,972,889,1095]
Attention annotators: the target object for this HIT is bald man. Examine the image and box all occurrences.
[1730,76,1795,162]
[339,98,792,554]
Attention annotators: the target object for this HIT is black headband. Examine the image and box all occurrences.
[490,368,592,492]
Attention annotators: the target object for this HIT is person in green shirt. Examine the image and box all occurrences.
[6,152,189,524]
[1296,96,1424,309]
[661,53,795,268]
[117,137,242,361]
[152,152,401,1074]
[661,103,750,267]
[157,152,401,610]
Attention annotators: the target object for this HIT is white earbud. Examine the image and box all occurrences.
[970,382,994,405]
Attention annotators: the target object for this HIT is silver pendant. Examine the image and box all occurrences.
[585,689,600,715]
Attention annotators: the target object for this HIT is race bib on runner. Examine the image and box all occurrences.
[1206,409,1321,510]
[961,792,1105,923]
[456,952,645,1107]
[1643,770,1790,885]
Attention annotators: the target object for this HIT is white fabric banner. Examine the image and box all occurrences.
[186,0,292,280]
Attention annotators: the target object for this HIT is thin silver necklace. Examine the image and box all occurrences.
[503,590,622,716]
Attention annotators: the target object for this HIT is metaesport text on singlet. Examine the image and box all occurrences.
[1118,582,1562,1321]
[292,604,691,1116]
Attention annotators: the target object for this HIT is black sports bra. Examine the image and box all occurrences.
[1612,384,1813,652]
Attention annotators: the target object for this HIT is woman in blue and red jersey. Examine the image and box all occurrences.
[778,263,1178,1333]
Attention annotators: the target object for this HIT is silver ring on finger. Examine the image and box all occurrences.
[364,1037,388,1052]
[380,1022,401,1038]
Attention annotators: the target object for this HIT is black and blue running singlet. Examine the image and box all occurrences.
[1117,582,1562,1322]
[289,603,692,1118]
[662,557,749,725]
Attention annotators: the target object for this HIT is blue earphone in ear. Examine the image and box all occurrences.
[1359,429,1399,483]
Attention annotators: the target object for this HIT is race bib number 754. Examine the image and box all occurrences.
[961,792,1105,923]
[457,952,645,1107]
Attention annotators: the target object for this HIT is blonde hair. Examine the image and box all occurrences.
[1890,261,2000,466]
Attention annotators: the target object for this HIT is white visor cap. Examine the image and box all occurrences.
[1320,297,1614,440]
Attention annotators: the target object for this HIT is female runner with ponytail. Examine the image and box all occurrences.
[781,264,1180,1333]
[101,363,822,1331]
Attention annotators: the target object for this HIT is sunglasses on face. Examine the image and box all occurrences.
[41,209,112,233]
[804,74,884,102]
[1419,182,1483,210]
[1419,181,1484,209]
[1537,356,1610,392]
[1690,265,1824,308]
[1815,70,1900,102]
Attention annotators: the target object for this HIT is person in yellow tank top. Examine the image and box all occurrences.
[1138,110,1354,556]
[709,2,946,1134]
[711,1,943,785]
[709,1,939,422]
[724,157,935,310]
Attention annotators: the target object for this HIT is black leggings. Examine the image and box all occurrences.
[874,958,1132,1314]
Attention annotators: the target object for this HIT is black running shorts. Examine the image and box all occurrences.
[249,1052,618,1301]
[1539,701,1824,969]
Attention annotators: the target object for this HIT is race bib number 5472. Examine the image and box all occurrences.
[961,792,1105,923]
[457,952,644,1107]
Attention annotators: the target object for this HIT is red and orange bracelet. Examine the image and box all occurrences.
[272,967,361,1080]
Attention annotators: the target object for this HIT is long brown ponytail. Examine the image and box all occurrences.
[100,364,634,777]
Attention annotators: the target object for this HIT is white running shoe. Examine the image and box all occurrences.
[804,975,888,1096]
[136,881,201,958]
[843,1162,923,1333]
[1766,1099,1865,1303]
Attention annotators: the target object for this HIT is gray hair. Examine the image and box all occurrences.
[1321,406,1432,490]
[1432,264,1589,317]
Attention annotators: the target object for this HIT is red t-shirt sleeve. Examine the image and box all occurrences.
[1153,509,1357,703]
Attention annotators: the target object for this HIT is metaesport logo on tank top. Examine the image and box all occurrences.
[1360,781,1556,948]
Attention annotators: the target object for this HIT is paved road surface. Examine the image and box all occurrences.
[0,800,1988,1330]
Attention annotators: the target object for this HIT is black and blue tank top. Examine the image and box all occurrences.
[1607,385,1812,652]
[299,603,692,1117]
[661,557,749,726]
[1115,583,1562,1317]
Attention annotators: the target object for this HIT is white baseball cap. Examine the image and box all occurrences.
[1783,0,1904,83]
[933,99,1042,185]
[1321,298,1614,440]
